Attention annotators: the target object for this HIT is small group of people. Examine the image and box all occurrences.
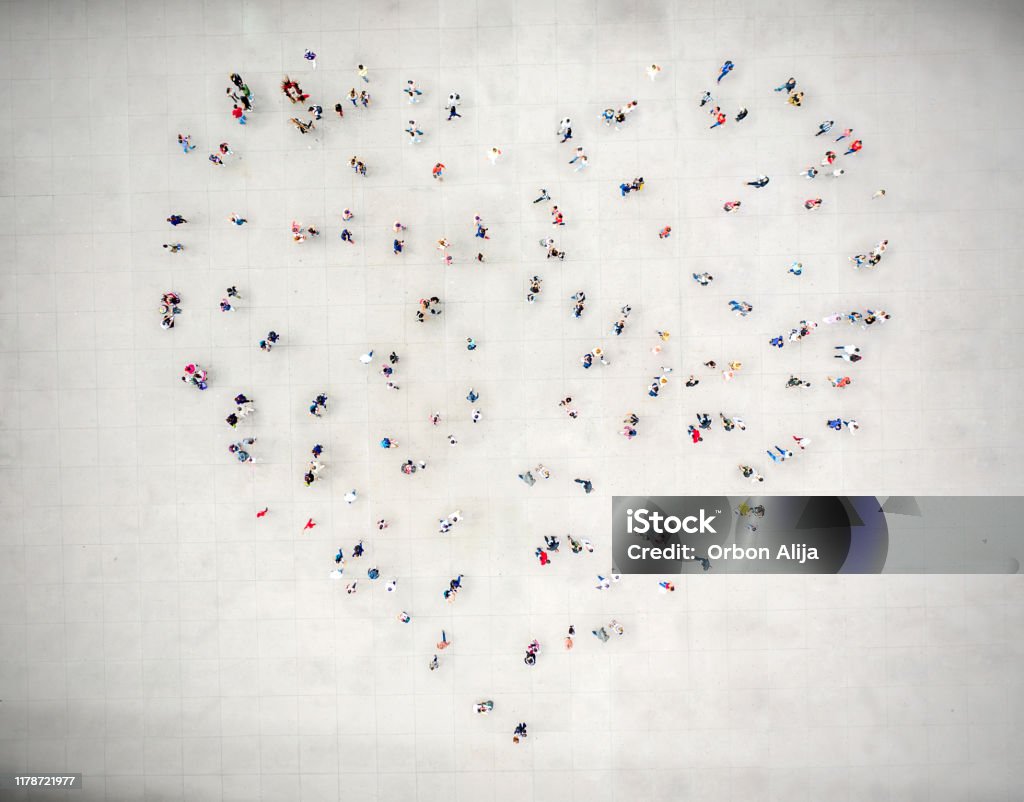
[304,444,325,486]
[226,72,253,123]
[850,239,889,269]
[619,176,645,196]
[225,394,254,428]
[592,619,625,643]
[600,99,639,128]
[535,533,594,564]
[181,363,207,390]
[823,309,891,327]
[308,393,328,417]
[443,574,463,602]
[280,75,309,104]
[581,347,610,369]
[291,220,320,241]
[518,465,551,486]
[415,297,443,322]
[438,510,462,534]
[774,75,802,106]
[259,331,280,351]
[160,292,181,329]
[228,438,257,463]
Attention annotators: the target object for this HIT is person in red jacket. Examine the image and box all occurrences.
[844,138,863,155]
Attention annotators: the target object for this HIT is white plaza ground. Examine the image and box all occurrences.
[1,0,1022,799]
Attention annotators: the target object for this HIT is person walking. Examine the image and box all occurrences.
[404,120,424,143]
[404,80,423,103]
[446,92,462,120]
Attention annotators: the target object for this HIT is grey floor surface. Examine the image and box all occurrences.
[0,0,1022,799]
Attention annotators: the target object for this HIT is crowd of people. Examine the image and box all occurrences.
[161,55,888,744]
